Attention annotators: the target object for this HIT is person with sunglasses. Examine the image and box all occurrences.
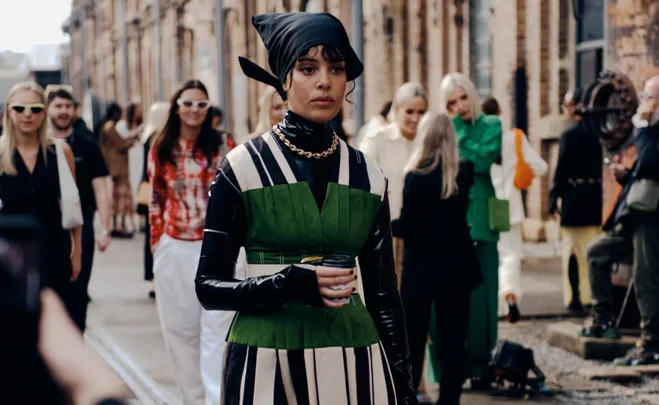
[0,81,82,300]
[147,79,229,405]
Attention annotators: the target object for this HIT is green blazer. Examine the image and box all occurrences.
[453,113,503,242]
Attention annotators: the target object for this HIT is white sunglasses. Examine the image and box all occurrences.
[176,99,211,110]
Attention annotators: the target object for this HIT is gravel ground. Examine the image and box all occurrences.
[498,319,659,405]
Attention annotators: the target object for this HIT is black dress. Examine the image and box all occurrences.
[0,145,72,298]
[392,159,482,405]
[195,111,416,404]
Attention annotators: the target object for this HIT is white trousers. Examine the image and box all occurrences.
[153,234,235,405]
[498,224,524,301]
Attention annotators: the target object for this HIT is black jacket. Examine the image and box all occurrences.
[549,122,603,226]
[606,124,659,230]
[392,159,483,295]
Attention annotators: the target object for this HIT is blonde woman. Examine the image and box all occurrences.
[0,82,82,299]
[440,72,502,389]
[247,86,288,141]
[482,97,548,323]
[138,101,169,298]
[392,112,482,405]
[359,82,428,279]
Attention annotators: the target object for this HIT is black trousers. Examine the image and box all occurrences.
[144,212,153,281]
[402,283,471,405]
[588,222,659,344]
[66,210,96,332]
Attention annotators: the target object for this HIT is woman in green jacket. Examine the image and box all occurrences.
[439,72,502,388]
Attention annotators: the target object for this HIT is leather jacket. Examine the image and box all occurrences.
[195,111,417,404]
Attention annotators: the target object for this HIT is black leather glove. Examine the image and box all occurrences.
[358,194,417,404]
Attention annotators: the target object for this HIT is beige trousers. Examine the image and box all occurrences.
[561,226,602,307]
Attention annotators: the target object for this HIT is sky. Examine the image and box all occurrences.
[0,0,71,53]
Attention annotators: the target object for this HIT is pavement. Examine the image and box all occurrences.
[87,233,569,405]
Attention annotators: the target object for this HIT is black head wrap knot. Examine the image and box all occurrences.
[238,12,363,101]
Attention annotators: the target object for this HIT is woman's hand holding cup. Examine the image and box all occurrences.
[315,266,357,308]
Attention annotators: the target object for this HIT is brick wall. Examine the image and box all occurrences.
[606,0,659,90]
[66,0,566,225]
[540,0,551,116]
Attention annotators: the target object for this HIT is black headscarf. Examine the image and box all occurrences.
[239,12,363,101]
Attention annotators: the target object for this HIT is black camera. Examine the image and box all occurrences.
[0,214,42,343]
[0,214,66,404]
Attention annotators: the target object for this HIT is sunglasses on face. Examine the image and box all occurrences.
[10,103,46,114]
[176,99,211,110]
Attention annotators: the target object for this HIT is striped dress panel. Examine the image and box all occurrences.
[223,342,397,405]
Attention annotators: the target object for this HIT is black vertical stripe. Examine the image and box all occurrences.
[369,346,375,405]
[349,149,370,192]
[378,344,397,405]
[242,346,258,405]
[217,158,241,188]
[273,350,289,405]
[342,348,352,405]
[355,347,372,405]
[244,141,272,187]
[287,350,310,405]
[312,349,321,405]
[251,137,288,185]
[224,343,249,405]
[272,134,304,183]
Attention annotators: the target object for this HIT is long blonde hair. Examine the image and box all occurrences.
[387,82,428,123]
[412,113,459,199]
[438,73,481,124]
[141,101,170,143]
[252,87,285,134]
[0,82,50,175]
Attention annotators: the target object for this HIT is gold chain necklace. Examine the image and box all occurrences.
[273,126,339,159]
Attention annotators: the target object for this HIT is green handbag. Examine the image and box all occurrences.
[488,165,511,232]
[488,196,511,232]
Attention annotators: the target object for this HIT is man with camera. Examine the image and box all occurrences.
[582,76,659,366]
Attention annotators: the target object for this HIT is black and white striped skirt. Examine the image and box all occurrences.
[222,342,397,405]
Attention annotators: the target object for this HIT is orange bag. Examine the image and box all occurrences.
[513,128,534,190]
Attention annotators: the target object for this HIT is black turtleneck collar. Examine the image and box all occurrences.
[276,110,334,154]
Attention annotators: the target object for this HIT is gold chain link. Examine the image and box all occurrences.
[273,126,339,159]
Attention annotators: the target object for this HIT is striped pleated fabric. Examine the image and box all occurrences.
[222,342,398,405]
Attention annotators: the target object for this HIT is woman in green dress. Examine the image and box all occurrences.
[195,12,416,405]
[439,72,503,388]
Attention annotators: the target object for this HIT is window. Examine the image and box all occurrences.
[574,0,604,88]
[576,47,603,88]
[469,0,491,99]
[576,0,604,43]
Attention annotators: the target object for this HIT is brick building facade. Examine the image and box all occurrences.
[61,0,659,233]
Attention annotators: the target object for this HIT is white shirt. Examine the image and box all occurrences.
[491,129,548,225]
[358,123,421,220]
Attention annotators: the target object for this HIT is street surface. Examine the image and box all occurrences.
[86,232,658,405]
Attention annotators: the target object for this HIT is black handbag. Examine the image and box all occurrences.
[487,340,546,397]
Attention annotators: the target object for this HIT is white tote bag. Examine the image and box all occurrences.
[54,140,84,229]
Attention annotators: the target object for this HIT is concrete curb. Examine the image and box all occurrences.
[85,324,181,405]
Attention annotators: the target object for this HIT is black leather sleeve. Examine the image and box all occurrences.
[195,159,324,312]
[358,192,417,405]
